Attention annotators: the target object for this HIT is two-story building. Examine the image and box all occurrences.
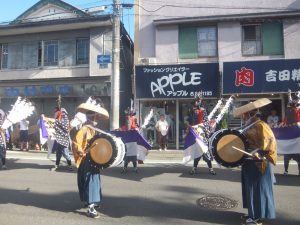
[134,0,300,149]
[0,0,133,128]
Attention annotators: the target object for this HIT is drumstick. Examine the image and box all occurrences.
[232,146,253,157]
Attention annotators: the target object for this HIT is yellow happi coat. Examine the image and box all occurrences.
[72,125,96,168]
[244,119,277,173]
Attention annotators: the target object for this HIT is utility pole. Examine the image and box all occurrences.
[111,0,121,130]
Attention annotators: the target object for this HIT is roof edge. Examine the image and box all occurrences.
[153,10,300,25]
[13,0,89,24]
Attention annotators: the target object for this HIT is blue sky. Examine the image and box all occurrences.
[0,0,134,38]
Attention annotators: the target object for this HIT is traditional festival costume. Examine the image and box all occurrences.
[52,108,72,171]
[281,90,300,176]
[72,97,109,218]
[234,98,277,225]
[120,107,140,173]
[113,107,152,174]
[189,96,216,175]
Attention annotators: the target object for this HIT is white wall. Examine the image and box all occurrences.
[23,4,78,22]
[89,27,112,77]
[0,66,89,80]
[283,19,300,59]
[138,0,300,60]
[155,25,178,64]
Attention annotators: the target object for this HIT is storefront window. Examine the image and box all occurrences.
[140,101,176,149]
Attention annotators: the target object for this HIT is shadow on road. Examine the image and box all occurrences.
[101,164,242,183]
[0,187,81,212]
[101,164,300,187]
[273,174,300,187]
[99,195,299,225]
[0,184,298,224]
[5,159,76,173]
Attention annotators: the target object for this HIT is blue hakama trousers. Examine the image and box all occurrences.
[77,156,102,205]
[242,160,276,220]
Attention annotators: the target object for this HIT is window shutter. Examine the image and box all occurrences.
[262,22,283,55]
[178,27,198,59]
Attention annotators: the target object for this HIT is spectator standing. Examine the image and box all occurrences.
[19,119,29,151]
[267,110,279,127]
[155,114,169,151]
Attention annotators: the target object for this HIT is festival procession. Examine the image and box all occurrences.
[1,0,300,225]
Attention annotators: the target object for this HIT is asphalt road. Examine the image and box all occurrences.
[0,151,300,225]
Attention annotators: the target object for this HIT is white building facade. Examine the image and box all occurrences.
[134,0,300,149]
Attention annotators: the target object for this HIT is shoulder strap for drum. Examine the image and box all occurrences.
[85,125,115,139]
[239,120,260,133]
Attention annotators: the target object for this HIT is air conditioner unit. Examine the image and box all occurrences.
[138,57,156,65]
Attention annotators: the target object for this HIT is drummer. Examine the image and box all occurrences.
[72,98,108,218]
[234,98,277,225]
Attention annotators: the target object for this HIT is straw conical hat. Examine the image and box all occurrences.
[233,98,272,117]
[77,103,109,119]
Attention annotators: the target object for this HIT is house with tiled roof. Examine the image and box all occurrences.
[0,0,133,129]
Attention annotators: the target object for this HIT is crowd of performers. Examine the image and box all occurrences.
[1,92,300,224]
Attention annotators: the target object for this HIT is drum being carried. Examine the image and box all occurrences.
[210,129,249,168]
[87,133,126,169]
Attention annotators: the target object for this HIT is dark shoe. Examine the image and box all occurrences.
[244,218,262,225]
[87,206,99,218]
[209,168,216,175]
[68,166,73,171]
[51,165,59,171]
[189,168,196,175]
[121,168,127,174]
[241,214,249,221]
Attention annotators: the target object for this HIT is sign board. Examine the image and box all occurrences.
[0,82,111,98]
[135,63,220,99]
[223,59,300,94]
[97,54,111,64]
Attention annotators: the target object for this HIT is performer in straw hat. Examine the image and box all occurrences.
[233,98,277,225]
[72,97,109,218]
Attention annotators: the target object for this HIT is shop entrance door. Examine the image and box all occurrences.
[140,101,176,149]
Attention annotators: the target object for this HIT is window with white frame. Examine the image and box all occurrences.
[76,38,89,65]
[242,25,262,55]
[43,40,58,66]
[197,27,217,57]
[179,26,217,59]
[242,22,284,56]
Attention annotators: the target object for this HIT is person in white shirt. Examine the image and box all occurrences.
[19,119,29,151]
[155,114,169,151]
[267,110,279,127]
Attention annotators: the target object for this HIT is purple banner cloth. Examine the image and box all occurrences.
[39,118,48,138]
[111,130,151,150]
[272,125,300,140]
[184,127,205,149]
